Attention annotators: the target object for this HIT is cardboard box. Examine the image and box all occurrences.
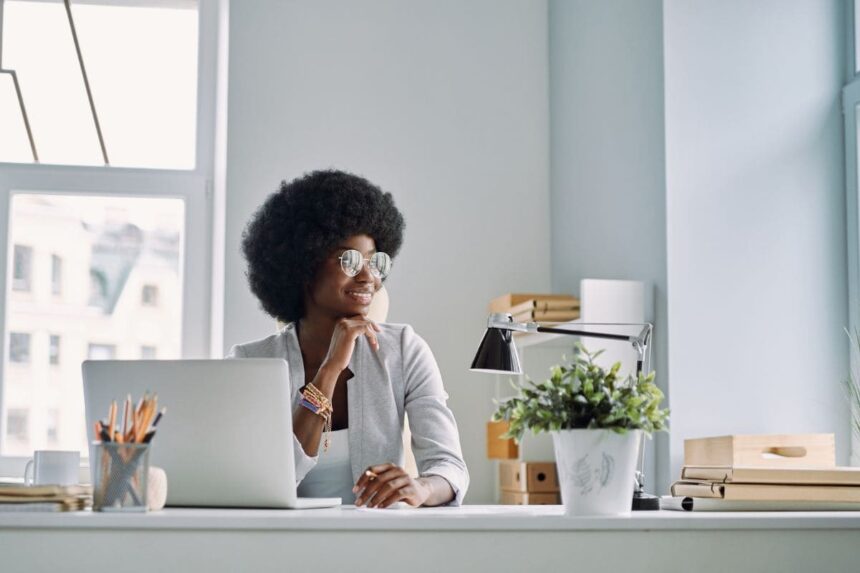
[488,293,578,314]
[684,434,835,469]
[486,421,519,460]
[499,460,559,493]
[499,490,560,505]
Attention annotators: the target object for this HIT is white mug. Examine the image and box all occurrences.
[23,450,80,486]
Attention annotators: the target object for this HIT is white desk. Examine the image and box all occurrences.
[2,506,860,572]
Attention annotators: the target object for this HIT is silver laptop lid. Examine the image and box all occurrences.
[83,358,298,508]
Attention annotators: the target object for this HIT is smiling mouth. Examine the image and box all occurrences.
[346,290,373,305]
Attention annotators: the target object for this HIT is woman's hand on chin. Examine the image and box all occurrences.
[353,463,431,508]
[322,316,382,372]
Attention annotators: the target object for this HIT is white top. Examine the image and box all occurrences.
[296,429,355,504]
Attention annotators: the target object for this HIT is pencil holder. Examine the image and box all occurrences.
[91,441,150,512]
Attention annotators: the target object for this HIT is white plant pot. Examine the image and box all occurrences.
[551,428,642,517]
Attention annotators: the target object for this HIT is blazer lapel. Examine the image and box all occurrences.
[347,338,364,483]
[348,336,402,483]
[283,325,304,402]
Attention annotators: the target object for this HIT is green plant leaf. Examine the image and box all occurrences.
[490,343,670,437]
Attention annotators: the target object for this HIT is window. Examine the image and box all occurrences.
[141,284,159,307]
[0,0,218,474]
[88,343,117,361]
[6,409,28,442]
[0,0,199,168]
[3,194,187,456]
[140,345,157,359]
[51,254,62,295]
[49,334,60,366]
[12,245,32,291]
[9,332,30,364]
[46,409,59,444]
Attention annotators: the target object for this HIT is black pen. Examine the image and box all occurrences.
[151,407,166,429]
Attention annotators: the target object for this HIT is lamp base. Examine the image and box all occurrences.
[631,491,660,511]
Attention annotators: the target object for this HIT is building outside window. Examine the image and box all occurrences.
[140,345,157,359]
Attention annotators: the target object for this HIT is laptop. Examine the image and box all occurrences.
[82,358,341,509]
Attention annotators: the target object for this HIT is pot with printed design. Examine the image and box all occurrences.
[492,343,669,516]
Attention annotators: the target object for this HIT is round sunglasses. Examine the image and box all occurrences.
[337,250,392,279]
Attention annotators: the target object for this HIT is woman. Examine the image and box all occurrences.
[229,169,468,507]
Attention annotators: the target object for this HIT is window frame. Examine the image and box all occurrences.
[0,0,221,476]
[845,0,860,466]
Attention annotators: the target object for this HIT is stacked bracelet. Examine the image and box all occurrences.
[300,383,333,452]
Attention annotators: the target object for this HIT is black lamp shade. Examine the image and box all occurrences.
[470,327,522,374]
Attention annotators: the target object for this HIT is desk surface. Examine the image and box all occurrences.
[4,505,860,531]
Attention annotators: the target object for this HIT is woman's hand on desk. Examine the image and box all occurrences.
[353,463,431,508]
[322,317,382,372]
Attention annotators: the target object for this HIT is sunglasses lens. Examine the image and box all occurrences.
[369,252,392,278]
[340,249,362,277]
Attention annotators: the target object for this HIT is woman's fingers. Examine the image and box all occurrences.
[323,318,383,372]
[353,463,394,493]
[361,470,408,507]
[355,466,401,506]
[370,476,412,508]
[346,318,380,351]
[354,464,403,506]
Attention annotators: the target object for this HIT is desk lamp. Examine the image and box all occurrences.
[471,313,660,511]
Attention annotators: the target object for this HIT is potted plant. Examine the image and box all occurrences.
[493,343,669,516]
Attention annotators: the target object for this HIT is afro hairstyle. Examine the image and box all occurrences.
[241,169,405,323]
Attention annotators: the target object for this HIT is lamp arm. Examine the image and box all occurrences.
[487,314,652,374]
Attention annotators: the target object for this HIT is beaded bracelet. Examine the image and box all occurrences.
[300,384,333,452]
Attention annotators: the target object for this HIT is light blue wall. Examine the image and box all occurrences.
[222,0,550,503]
[548,0,670,491]
[550,0,849,490]
[664,0,848,476]
[220,0,849,501]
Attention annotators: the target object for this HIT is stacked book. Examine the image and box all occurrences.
[664,433,860,511]
[489,293,580,325]
[0,483,92,512]
[498,460,560,505]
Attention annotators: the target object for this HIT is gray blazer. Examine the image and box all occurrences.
[227,322,469,505]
